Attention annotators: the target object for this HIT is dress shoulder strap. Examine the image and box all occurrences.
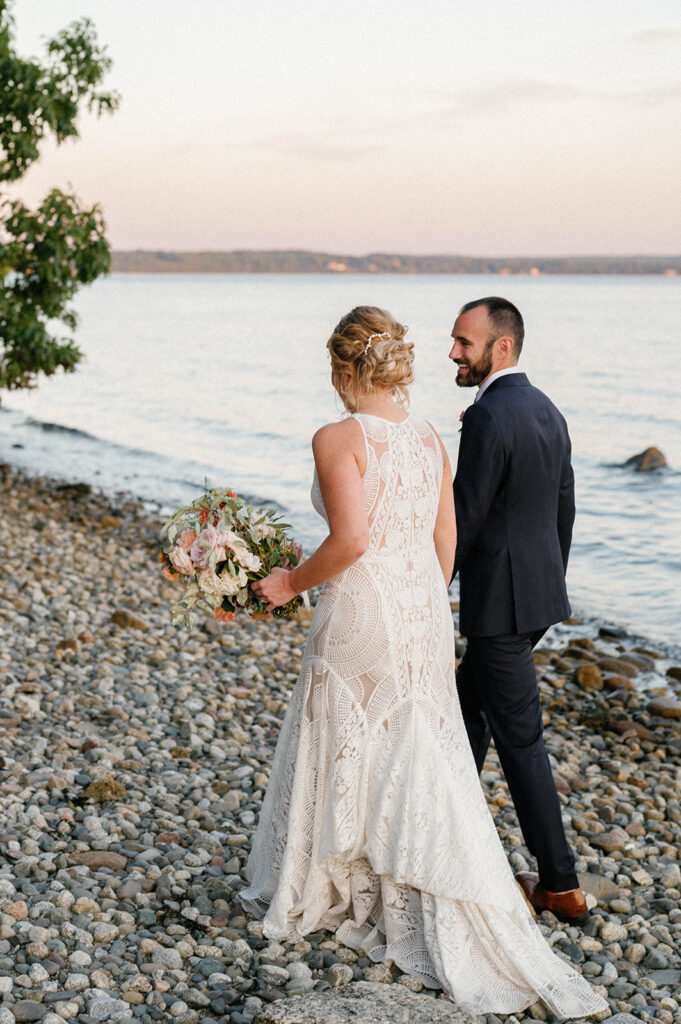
[349,413,371,464]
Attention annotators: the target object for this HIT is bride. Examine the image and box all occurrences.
[243,306,608,1016]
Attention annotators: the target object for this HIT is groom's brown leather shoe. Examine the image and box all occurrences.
[516,872,589,924]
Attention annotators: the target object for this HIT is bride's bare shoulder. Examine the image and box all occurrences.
[312,417,363,453]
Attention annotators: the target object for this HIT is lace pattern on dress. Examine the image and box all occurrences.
[239,413,607,1016]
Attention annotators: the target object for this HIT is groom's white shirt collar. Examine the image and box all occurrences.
[475,365,524,402]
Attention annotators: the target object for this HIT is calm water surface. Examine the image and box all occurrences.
[1,274,679,649]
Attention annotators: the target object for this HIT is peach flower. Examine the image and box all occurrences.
[214,606,236,621]
[177,530,196,550]
[169,547,195,575]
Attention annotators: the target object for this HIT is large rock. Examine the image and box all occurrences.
[253,982,475,1024]
[647,696,681,719]
[596,657,638,678]
[592,713,657,742]
[72,851,128,871]
[110,609,148,630]
[578,873,619,902]
[82,776,129,803]
[598,1017,642,1024]
[619,652,655,672]
[589,827,630,853]
[563,646,598,662]
[11,1003,46,1022]
[574,664,603,691]
[99,514,123,528]
[623,446,667,471]
[602,674,637,692]
[646,969,681,986]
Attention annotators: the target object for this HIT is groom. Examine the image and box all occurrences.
[450,296,587,923]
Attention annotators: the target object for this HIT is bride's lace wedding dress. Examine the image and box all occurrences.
[240,413,608,1016]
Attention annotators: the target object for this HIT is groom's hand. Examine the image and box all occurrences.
[252,568,296,611]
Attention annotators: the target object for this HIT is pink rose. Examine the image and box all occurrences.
[190,524,227,569]
[177,530,197,550]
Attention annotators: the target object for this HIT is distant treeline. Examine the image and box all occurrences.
[111,250,681,276]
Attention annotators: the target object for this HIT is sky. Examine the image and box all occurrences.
[8,0,681,255]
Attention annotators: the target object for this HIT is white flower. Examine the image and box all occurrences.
[223,529,245,550]
[198,566,247,597]
[223,530,262,572]
[233,547,262,572]
[249,516,276,541]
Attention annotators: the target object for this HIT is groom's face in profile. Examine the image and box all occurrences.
[449,306,496,388]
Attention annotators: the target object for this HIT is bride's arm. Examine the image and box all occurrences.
[432,433,456,585]
[252,420,369,610]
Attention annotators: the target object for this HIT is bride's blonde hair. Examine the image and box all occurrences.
[327,306,414,412]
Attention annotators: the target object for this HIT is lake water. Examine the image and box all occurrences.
[1,273,680,650]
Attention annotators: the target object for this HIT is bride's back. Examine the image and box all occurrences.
[354,413,442,558]
[312,412,443,564]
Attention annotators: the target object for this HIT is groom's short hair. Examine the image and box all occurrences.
[459,296,524,356]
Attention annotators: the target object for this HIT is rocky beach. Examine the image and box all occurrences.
[0,465,680,1024]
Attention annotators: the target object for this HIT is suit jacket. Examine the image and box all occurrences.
[453,373,575,637]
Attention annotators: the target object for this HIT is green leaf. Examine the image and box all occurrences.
[0,10,119,392]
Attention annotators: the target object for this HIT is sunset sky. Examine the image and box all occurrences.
[10,0,681,255]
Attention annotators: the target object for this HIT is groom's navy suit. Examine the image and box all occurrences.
[453,372,578,892]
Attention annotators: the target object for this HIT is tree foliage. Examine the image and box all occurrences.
[0,1,119,391]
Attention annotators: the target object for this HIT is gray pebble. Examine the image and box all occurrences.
[11,1003,47,1023]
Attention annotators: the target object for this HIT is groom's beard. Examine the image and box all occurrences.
[455,345,494,387]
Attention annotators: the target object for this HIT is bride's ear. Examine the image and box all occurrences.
[332,370,350,393]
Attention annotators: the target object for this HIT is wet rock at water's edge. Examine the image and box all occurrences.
[622,446,667,472]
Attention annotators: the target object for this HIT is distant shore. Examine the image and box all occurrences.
[111,250,681,276]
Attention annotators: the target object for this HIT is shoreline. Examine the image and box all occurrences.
[4,451,681,667]
[109,251,681,276]
[0,465,680,1023]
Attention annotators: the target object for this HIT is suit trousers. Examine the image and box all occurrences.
[456,631,578,892]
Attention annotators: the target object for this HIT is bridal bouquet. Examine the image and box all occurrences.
[159,487,303,628]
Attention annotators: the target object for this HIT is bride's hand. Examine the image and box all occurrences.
[252,568,297,611]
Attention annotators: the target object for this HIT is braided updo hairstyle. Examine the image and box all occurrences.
[327,306,414,413]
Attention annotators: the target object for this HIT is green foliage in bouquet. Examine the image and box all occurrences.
[160,487,303,628]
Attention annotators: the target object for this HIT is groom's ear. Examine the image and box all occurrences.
[497,336,515,360]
